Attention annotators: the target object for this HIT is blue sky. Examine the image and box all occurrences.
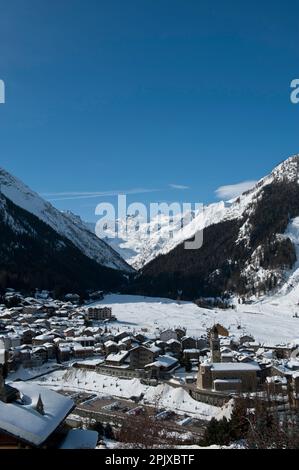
[0,0,298,221]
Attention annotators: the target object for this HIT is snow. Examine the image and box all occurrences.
[101,154,299,274]
[0,382,74,446]
[32,368,220,421]
[106,351,129,362]
[145,355,178,369]
[101,201,244,269]
[92,293,299,346]
[0,168,132,272]
[8,363,63,381]
[210,363,260,372]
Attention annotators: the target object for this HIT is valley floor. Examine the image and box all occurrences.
[91,293,299,346]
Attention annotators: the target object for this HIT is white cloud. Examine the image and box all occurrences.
[215,180,257,200]
[42,188,161,202]
[169,184,189,190]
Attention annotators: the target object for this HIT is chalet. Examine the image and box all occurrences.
[74,336,95,347]
[134,333,147,343]
[22,305,43,315]
[0,367,98,448]
[183,349,200,361]
[44,343,56,360]
[32,346,48,363]
[165,339,181,354]
[33,334,55,346]
[144,355,179,379]
[129,345,159,369]
[105,350,130,367]
[160,329,178,342]
[64,327,75,338]
[239,335,255,345]
[104,340,118,354]
[181,336,197,350]
[58,345,71,362]
[72,345,94,359]
[175,327,186,341]
[114,331,132,342]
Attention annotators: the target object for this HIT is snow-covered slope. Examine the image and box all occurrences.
[99,154,299,270]
[132,154,299,299]
[0,168,133,272]
[94,201,246,270]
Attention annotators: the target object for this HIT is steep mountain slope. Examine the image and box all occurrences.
[91,200,243,269]
[0,193,127,294]
[132,155,299,300]
[0,168,133,273]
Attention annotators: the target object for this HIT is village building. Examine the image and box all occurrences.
[144,355,179,379]
[197,362,261,393]
[160,329,178,342]
[32,334,55,346]
[0,365,97,448]
[104,340,119,354]
[181,336,197,350]
[86,306,112,321]
[73,336,95,347]
[165,338,181,355]
[129,345,159,369]
[183,348,201,361]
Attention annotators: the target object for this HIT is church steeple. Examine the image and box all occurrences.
[209,325,221,363]
[36,394,45,415]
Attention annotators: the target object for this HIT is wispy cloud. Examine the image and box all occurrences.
[42,184,191,201]
[42,188,162,202]
[215,180,257,200]
[169,184,190,190]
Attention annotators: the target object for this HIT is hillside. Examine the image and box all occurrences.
[131,155,299,300]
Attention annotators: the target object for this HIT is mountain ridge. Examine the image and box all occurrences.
[0,167,133,273]
[129,154,299,300]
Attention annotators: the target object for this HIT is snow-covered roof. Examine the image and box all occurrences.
[0,382,74,446]
[104,340,117,347]
[166,339,180,345]
[74,336,95,342]
[210,363,260,372]
[213,379,241,384]
[106,351,129,362]
[147,344,161,353]
[59,429,98,449]
[145,355,178,369]
[34,334,54,341]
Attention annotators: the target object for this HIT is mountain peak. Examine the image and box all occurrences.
[0,166,133,273]
[270,154,299,183]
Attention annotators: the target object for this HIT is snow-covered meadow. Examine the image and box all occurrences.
[92,293,299,346]
[33,367,222,421]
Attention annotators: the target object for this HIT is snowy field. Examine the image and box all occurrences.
[32,367,223,421]
[92,293,299,346]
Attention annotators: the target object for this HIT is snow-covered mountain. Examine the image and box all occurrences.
[94,155,299,270]
[131,154,299,300]
[86,202,239,270]
[0,191,128,293]
[0,168,133,273]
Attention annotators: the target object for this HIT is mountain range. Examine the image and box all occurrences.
[0,168,133,295]
[1,155,299,300]
[132,154,299,300]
